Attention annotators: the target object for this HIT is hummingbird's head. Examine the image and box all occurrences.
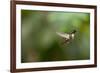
[71,30,77,34]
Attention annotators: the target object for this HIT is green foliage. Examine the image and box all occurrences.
[21,10,90,63]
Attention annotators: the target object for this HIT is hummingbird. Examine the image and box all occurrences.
[56,30,77,44]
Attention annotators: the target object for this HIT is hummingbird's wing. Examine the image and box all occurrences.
[56,32,69,40]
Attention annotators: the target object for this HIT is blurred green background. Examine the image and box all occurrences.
[21,10,90,63]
